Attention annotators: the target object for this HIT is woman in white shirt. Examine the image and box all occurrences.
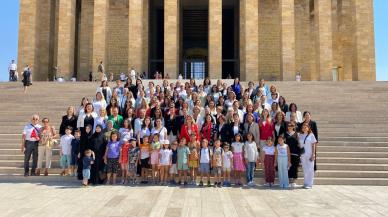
[151,118,168,141]
[285,103,303,123]
[298,123,317,189]
[119,119,134,143]
[92,92,107,116]
[96,80,112,104]
[93,108,108,132]
[77,97,90,116]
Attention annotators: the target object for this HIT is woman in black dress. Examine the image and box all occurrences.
[77,103,96,136]
[77,124,93,180]
[273,111,287,145]
[59,106,77,136]
[89,125,106,185]
[285,122,300,187]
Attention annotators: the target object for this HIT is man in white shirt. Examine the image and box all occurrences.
[134,109,146,135]
[8,60,17,81]
[21,114,42,177]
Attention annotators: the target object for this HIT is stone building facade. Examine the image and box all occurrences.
[17,0,375,81]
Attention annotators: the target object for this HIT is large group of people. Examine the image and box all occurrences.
[21,77,318,189]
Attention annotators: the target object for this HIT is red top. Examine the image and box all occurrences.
[120,142,131,163]
[180,124,200,142]
[201,122,213,142]
[259,120,274,140]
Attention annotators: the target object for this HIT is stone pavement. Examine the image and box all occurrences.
[0,178,387,217]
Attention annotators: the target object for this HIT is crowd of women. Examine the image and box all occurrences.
[22,78,318,189]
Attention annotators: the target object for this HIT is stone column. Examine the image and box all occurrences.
[279,0,296,81]
[17,0,38,80]
[314,0,333,81]
[240,0,259,81]
[353,0,375,81]
[142,0,149,74]
[56,0,76,80]
[164,0,180,78]
[129,0,144,74]
[92,0,108,77]
[208,0,222,79]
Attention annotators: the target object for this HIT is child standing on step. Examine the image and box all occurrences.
[188,134,199,185]
[261,137,275,187]
[128,138,140,184]
[199,139,212,187]
[159,140,172,185]
[70,129,81,177]
[104,132,120,185]
[60,126,75,176]
[169,141,178,184]
[139,135,151,184]
[244,132,259,187]
[275,135,291,188]
[150,133,161,184]
[82,149,95,186]
[231,134,245,186]
[119,138,130,184]
[222,143,233,187]
[177,138,190,185]
[212,140,224,187]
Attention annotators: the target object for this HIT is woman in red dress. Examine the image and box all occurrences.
[179,115,200,142]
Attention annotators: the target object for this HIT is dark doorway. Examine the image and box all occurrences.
[182,9,208,79]
[149,0,164,78]
[222,2,239,79]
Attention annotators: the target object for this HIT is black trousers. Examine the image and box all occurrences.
[288,155,300,179]
[24,141,39,174]
[9,70,16,81]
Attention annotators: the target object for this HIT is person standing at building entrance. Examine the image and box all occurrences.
[97,61,105,82]
[129,67,136,83]
[21,115,42,177]
[8,60,17,81]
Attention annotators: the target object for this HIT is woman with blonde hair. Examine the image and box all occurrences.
[93,92,107,116]
[59,106,77,136]
[94,108,108,132]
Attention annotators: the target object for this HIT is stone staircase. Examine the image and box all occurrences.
[0,81,387,185]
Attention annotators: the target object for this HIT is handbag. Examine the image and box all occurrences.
[45,127,57,148]
[300,134,309,155]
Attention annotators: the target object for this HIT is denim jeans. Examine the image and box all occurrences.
[246,162,256,183]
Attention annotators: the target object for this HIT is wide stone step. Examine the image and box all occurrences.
[318,141,388,147]
[322,137,388,142]
[0,154,60,161]
[318,146,388,152]
[1,172,388,186]
[315,170,388,178]
[317,157,388,164]
[318,152,388,158]
[307,178,388,186]
[0,149,61,155]
[317,163,388,171]
[0,160,62,168]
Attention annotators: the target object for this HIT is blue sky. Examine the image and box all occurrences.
[0,1,387,81]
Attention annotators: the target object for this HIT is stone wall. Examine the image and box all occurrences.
[259,0,281,81]
[107,0,129,76]
[17,0,376,81]
[78,0,94,81]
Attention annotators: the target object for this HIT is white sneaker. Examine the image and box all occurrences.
[291,183,297,188]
